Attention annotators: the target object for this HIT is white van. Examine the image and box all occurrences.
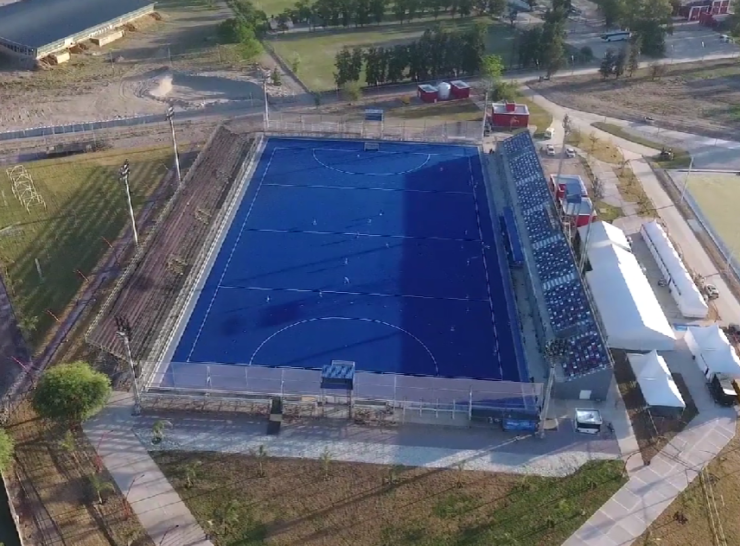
[544,127,555,139]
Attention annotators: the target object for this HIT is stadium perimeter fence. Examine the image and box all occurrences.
[90,114,541,421]
[142,364,542,423]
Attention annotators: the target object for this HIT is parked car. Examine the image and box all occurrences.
[565,146,576,158]
[704,284,720,301]
[545,144,556,156]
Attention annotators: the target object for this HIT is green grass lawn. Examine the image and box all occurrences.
[268,18,516,91]
[387,98,484,121]
[0,147,173,351]
[514,95,553,136]
[153,450,626,546]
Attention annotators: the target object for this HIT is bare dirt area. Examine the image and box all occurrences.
[530,60,740,140]
[0,0,298,131]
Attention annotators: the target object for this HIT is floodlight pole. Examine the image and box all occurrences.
[679,156,694,205]
[480,90,489,143]
[116,316,141,416]
[165,106,182,189]
[119,161,139,247]
[263,77,270,126]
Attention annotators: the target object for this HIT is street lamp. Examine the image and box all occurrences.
[165,106,182,188]
[119,160,139,247]
[160,524,180,545]
[115,315,142,416]
[123,473,146,518]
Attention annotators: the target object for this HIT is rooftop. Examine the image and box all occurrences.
[0,0,154,50]
[492,102,529,115]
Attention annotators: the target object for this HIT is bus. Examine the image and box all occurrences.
[601,30,631,42]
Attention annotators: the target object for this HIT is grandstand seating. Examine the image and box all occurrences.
[501,132,610,379]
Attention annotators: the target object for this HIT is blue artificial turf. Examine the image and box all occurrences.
[170,138,524,383]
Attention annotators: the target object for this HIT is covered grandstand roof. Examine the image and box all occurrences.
[586,243,675,351]
[0,0,153,51]
[579,221,631,252]
[628,351,685,409]
[501,132,610,379]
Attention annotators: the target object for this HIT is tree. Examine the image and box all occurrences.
[290,53,301,74]
[334,47,354,86]
[253,444,269,477]
[151,420,172,445]
[614,47,627,78]
[627,36,640,76]
[58,429,78,463]
[481,54,504,90]
[270,68,282,86]
[89,474,114,505]
[599,49,616,79]
[526,0,536,8]
[598,0,623,28]
[0,429,13,473]
[236,25,263,62]
[341,80,362,101]
[184,460,202,489]
[370,0,386,23]
[648,61,666,80]
[320,447,332,480]
[217,500,242,533]
[489,0,506,17]
[32,362,111,427]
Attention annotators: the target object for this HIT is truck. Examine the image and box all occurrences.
[694,352,740,406]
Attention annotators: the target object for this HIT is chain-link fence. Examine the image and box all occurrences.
[264,112,483,144]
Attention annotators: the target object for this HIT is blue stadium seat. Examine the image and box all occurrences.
[500,132,610,379]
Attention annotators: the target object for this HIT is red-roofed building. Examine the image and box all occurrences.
[490,101,530,129]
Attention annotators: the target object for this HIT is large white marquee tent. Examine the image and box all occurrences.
[581,222,675,351]
[641,221,708,319]
[685,324,740,377]
[628,351,685,411]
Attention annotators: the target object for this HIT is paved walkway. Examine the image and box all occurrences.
[563,409,736,546]
[84,393,213,546]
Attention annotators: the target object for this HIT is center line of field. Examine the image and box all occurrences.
[218,285,486,303]
[263,182,473,195]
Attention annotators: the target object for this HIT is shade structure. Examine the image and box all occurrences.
[685,325,740,376]
[586,243,675,351]
[628,351,685,409]
[641,221,708,319]
[579,221,631,252]
[685,324,728,356]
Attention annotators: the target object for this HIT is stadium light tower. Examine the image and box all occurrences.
[115,315,141,416]
[165,105,182,188]
[119,160,139,247]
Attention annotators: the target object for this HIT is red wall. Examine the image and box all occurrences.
[490,113,529,128]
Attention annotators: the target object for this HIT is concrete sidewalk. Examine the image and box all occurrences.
[563,410,735,546]
[84,393,213,546]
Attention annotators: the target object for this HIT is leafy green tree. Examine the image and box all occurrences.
[393,0,407,22]
[481,54,504,90]
[488,0,506,17]
[598,0,623,28]
[370,0,386,22]
[614,47,627,78]
[270,68,282,86]
[350,46,365,81]
[386,44,408,82]
[32,362,111,427]
[89,474,114,505]
[290,53,301,74]
[341,80,363,101]
[184,460,202,488]
[458,0,473,17]
[0,429,14,473]
[599,49,616,78]
[334,47,354,86]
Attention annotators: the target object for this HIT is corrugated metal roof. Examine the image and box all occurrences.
[0,0,154,50]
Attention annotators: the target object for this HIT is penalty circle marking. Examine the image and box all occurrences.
[249,316,439,375]
[312,148,431,177]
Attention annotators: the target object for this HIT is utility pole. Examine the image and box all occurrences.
[165,105,182,188]
[115,316,141,416]
[119,160,139,247]
[679,156,694,204]
[263,76,270,127]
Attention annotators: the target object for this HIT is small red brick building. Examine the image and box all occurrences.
[681,0,730,20]
[417,84,438,103]
[450,80,471,99]
[490,101,530,129]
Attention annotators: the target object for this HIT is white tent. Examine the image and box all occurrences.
[579,221,631,253]
[586,244,676,351]
[685,324,729,357]
[685,324,740,377]
[641,221,708,319]
[628,351,686,409]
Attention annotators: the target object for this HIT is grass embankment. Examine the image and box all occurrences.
[592,122,692,169]
[0,146,173,351]
[154,451,627,546]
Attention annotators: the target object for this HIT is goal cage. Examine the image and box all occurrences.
[364,141,380,152]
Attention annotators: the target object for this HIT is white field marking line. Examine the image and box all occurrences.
[249,227,480,243]
[469,155,504,380]
[185,147,278,362]
[218,285,486,303]
[263,182,473,196]
[273,145,443,156]
[249,316,439,375]
[312,147,431,177]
